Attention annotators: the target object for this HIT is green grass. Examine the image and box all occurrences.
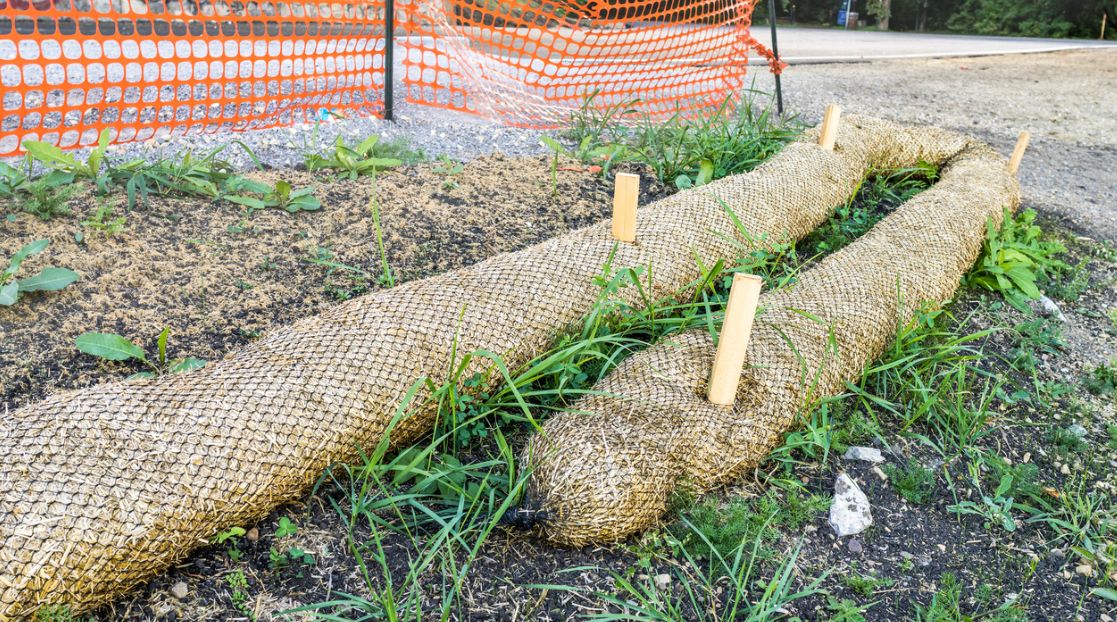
[561,89,801,191]
[912,572,1028,622]
[842,562,894,596]
[882,459,937,505]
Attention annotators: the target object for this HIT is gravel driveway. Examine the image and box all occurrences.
[754,47,1117,243]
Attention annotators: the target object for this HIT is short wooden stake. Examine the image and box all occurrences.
[1008,131,1030,175]
[612,172,639,243]
[707,273,764,406]
[819,105,842,151]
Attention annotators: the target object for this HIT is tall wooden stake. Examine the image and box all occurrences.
[612,173,639,243]
[1009,131,1030,175]
[708,273,763,406]
[819,105,842,151]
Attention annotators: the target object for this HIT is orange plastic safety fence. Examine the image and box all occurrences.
[394,0,781,126]
[0,0,779,154]
[0,0,388,155]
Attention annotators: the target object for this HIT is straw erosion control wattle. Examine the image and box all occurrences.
[0,115,1020,619]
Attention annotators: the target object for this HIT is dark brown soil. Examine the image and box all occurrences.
[0,155,669,410]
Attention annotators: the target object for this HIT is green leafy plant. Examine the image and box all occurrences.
[0,160,29,197]
[911,572,1027,622]
[883,459,936,505]
[842,561,894,596]
[32,604,86,622]
[273,516,298,538]
[227,569,254,619]
[1,239,80,306]
[74,328,205,380]
[19,180,76,221]
[963,208,1067,312]
[1085,357,1117,396]
[432,154,464,177]
[80,201,126,239]
[24,129,111,190]
[304,135,404,179]
[948,460,1017,532]
[227,180,320,213]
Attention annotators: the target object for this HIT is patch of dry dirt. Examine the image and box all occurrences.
[0,156,668,410]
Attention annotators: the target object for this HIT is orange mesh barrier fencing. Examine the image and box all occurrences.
[0,0,389,155]
[0,0,780,154]
[394,0,781,125]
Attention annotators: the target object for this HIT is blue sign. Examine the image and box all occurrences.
[838,9,847,25]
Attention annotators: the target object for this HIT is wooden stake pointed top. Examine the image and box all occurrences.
[819,105,842,151]
[1009,131,1030,175]
[707,273,763,406]
[612,173,639,243]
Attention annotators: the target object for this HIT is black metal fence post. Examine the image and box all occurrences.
[384,0,395,121]
[767,0,783,116]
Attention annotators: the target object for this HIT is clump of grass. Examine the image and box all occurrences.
[562,89,801,191]
[883,459,936,504]
[668,487,829,564]
[842,561,894,596]
[1045,426,1087,457]
[20,180,76,221]
[1084,357,1117,396]
[800,162,937,256]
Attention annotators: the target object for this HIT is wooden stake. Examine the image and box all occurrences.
[707,273,763,406]
[1008,131,1030,175]
[819,105,842,151]
[612,172,639,243]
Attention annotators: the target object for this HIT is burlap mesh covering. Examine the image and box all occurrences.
[0,115,1017,619]
[521,121,1021,545]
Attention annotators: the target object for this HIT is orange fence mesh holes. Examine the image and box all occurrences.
[395,0,780,125]
[0,0,388,155]
[0,0,780,152]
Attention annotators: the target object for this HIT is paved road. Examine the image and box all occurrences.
[747,28,1117,64]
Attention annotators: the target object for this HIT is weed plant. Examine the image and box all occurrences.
[883,459,937,504]
[561,89,801,191]
[19,180,75,221]
[1,239,80,306]
[963,208,1067,312]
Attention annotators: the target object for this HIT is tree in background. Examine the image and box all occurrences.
[757,0,1114,38]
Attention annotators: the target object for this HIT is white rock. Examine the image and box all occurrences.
[829,473,873,537]
[655,574,670,590]
[843,446,884,463]
[170,581,189,600]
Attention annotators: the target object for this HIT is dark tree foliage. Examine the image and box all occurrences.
[756,0,1114,40]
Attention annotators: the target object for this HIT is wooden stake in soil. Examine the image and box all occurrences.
[612,173,639,243]
[819,105,842,151]
[707,273,763,406]
[1008,131,1030,175]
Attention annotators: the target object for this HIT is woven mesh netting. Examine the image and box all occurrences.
[521,121,1021,545]
[393,0,781,125]
[0,0,777,155]
[0,116,1016,619]
[0,0,389,155]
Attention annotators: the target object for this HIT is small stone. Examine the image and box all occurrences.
[849,539,863,553]
[637,574,649,582]
[170,582,189,600]
[871,466,888,481]
[1076,564,1095,577]
[829,473,873,537]
[1060,464,1071,475]
[1103,612,1114,621]
[843,447,884,463]
[1023,452,1031,464]
[900,551,914,559]
[937,544,947,553]
[246,527,259,542]
[1049,548,1066,562]
[1068,424,1087,438]
[655,574,670,590]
